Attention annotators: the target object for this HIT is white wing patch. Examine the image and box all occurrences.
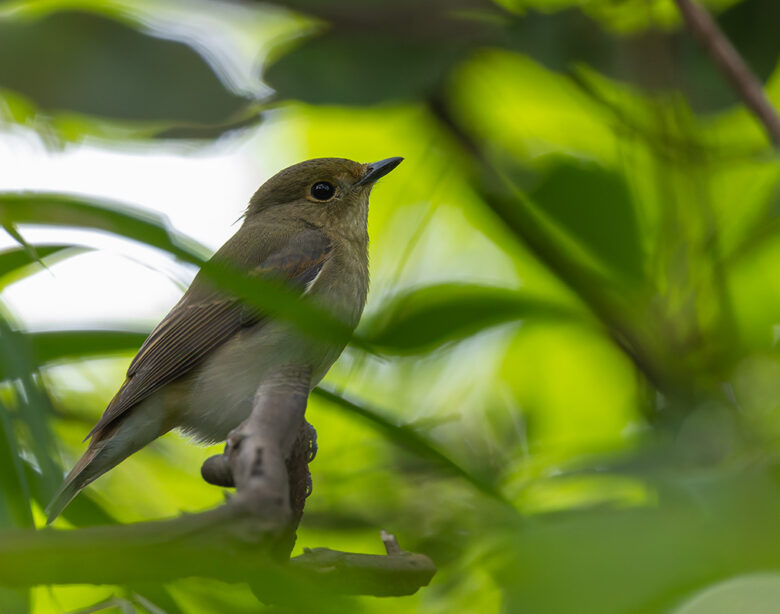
[303,265,324,294]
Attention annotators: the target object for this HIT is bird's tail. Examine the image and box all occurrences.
[46,417,141,524]
[45,440,108,524]
[46,403,170,523]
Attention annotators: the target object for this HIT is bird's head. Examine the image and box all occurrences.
[246,157,403,237]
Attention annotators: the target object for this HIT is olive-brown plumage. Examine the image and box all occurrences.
[46,156,403,522]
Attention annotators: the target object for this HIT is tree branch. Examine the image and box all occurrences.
[673,0,780,146]
[290,534,436,598]
[0,366,437,599]
[201,365,313,530]
[0,521,435,598]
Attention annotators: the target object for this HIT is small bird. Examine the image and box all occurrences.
[46,156,403,522]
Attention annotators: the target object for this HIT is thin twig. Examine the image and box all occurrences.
[381,530,402,555]
[673,0,780,146]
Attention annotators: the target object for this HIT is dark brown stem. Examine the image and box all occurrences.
[673,0,780,146]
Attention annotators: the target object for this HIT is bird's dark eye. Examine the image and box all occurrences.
[310,182,335,201]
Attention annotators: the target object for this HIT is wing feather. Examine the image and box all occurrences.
[86,230,331,440]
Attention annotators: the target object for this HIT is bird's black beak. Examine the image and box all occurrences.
[355,157,404,187]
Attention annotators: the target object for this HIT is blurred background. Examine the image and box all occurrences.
[1,0,780,612]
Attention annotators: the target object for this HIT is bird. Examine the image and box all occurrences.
[45,156,403,522]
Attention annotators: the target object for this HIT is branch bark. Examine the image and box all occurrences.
[290,536,436,598]
[200,365,312,538]
[673,0,780,146]
[196,364,315,560]
[0,365,436,599]
[0,522,435,598]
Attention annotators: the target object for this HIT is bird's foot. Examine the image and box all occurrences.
[304,420,318,463]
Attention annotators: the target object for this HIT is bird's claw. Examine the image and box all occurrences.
[304,470,313,498]
[304,420,318,463]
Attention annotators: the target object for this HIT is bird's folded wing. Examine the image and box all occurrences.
[86,231,331,440]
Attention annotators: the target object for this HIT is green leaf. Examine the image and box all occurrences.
[0,400,33,530]
[362,283,579,353]
[2,223,40,264]
[0,401,31,612]
[0,192,204,257]
[530,157,644,282]
[493,470,780,614]
[0,192,354,346]
[0,11,247,125]
[27,330,148,368]
[0,587,29,614]
[678,0,780,113]
[502,8,619,76]
[0,243,86,292]
[263,0,502,105]
[0,244,74,277]
[0,329,144,380]
[18,327,512,508]
[501,3,780,114]
[23,461,115,528]
[471,169,667,390]
[312,387,511,506]
[673,575,780,614]
[265,31,468,105]
[0,319,62,501]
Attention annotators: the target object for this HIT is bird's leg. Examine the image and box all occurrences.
[202,419,318,498]
[200,364,312,529]
[293,419,317,500]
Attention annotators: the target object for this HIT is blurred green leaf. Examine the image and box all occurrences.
[266,32,468,105]
[0,327,36,614]
[151,102,266,140]
[0,401,33,530]
[264,0,501,105]
[0,11,247,124]
[0,587,29,614]
[0,329,144,379]
[312,387,511,505]
[0,244,77,279]
[28,330,147,368]
[0,243,87,294]
[493,470,780,614]
[129,587,185,614]
[362,282,580,353]
[502,8,621,77]
[263,1,780,112]
[2,223,39,265]
[466,164,671,392]
[23,460,115,528]
[530,157,644,282]
[25,460,183,613]
[680,0,780,113]
[0,319,62,501]
[500,2,780,113]
[0,192,354,345]
[0,192,205,257]
[672,574,780,614]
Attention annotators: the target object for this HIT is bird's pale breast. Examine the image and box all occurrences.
[176,247,367,443]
